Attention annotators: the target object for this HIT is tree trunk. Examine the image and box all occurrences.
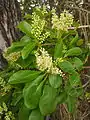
[0,0,21,50]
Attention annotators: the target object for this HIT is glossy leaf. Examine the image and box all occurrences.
[66,95,76,113]
[69,88,79,97]
[65,47,82,57]
[9,70,41,84]
[56,91,67,104]
[16,55,35,68]
[7,36,31,54]
[18,104,31,120]
[18,21,33,37]
[65,83,79,97]
[39,85,57,115]
[49,74,62,88]
[69,34,78,47]
[23,75,45,109]
[69,72,80,87]
[20,35,32,42]
[29,109,44,120]
[7,43,23,54]
[54,40,63,58]
[58,60,76,74]
[21,41,36,59]
[72,57,83,71]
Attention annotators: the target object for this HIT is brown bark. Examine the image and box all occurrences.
[0,0,21,50]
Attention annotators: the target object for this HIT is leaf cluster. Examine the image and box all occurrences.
[0,8,85,120]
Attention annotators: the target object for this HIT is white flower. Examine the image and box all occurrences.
[31,12,50,43]
[35,48,63,76]
[51,66,63,76]
[31,12,45,38]
[3,51,21,62]
[35,48,53,72]
[52,10,74,31]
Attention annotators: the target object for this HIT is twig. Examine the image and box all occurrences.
[69,25,90,30]
[83,66,90,69]
[42,43,55,46]
[81,111,90,120]
[66,1,90,13]
[59,105,63,120]
[85,75,90,78]
[70,6,90,13]
[76,75,90,89]
[63,104,68,113]
[82,80,90,88]
[82,75,90,88]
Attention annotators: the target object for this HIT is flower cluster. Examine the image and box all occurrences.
[35,48,63,76]
[39,32,50,43]
[0,102,15,120]
[52,10,74,31]
[31,12,45,38]
[4,52,21,62]
[0,77,11,96]
[31,12,50,43]
[36,5,48,16]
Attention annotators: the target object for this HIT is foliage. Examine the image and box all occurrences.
[0,7,85,120]
[0,102,15,120]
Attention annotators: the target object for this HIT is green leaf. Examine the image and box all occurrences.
[21,41,36,59]
[77,39,83,46]
[39,85,57,115]
[24,14,32,19]
[18,104,31,120]
[11,91,22,106]
[69,88,79,97]
[58,60,76,74]
[23,75,45,109]
[7,36,31,54]
[54,40,63,58]
[65,83,79,97]
[49,74,62,88]
[29,109,44,120]
[76,87,83,97]
[69,72,80,87]
[16,55,35,68]
[66,95,76,113]
[65,47,82,57]
[69,34,79,47]
[7,43,23,54]
[56,91,67,104]
[18,21,33,37]
[21,35,32,42]
[72,57,83,71]
[9,70,41,84]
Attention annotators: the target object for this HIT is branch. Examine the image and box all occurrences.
[66,1,90,13]
[69,25,90,30]
[83,66,90,69]
[76,75,90,89]
[42,43,55,46]
[81,111,90,119]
